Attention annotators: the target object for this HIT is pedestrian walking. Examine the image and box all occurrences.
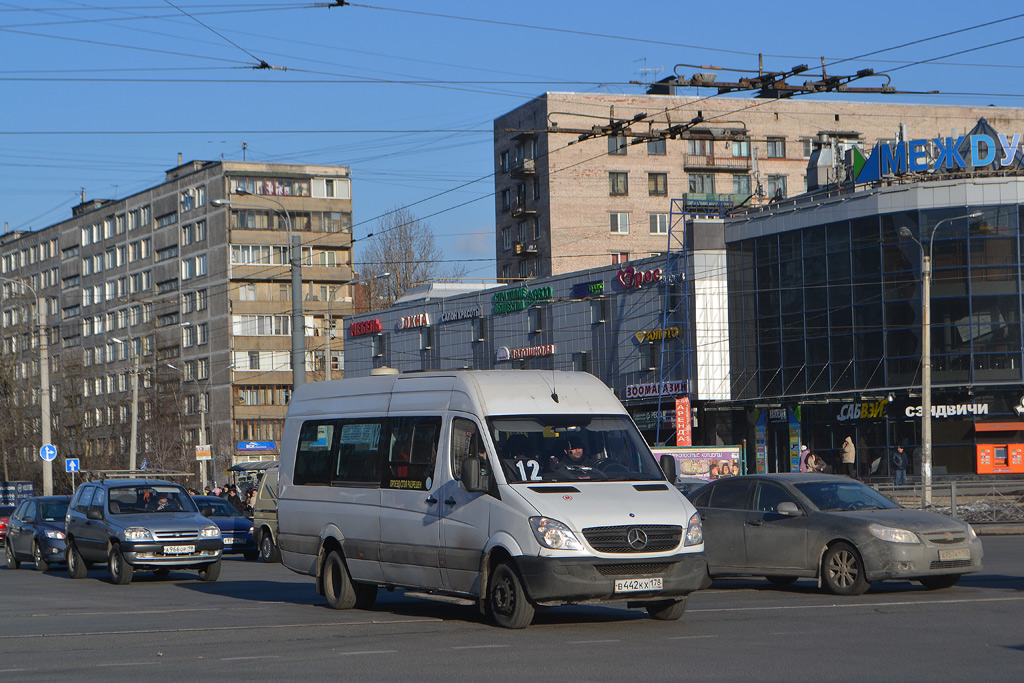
[841,436,857,478]
[891,443,909,487]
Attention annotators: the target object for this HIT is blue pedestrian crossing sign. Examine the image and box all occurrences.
[40,444,57,462]
[66,458,80,473]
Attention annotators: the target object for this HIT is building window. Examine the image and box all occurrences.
[239,283,256,301]
[689,173,715,194]
[731,140,750,158]
[500,151,510,173]
[528,306,543,333]
[610,213,629,234]
[802,138,813,157]
[572,352,588,372]
[767,175,788,200]
[609,172,628,196]
[647,138,666,155]
[589,298,607,324]
[501,264,513,281]
[650,213,668,234]
[502,227,512,251]
[687,139,711,155]
[608,133,627,155]
[766,137,786,158]
[733,174,752,195]
[501,189,511,212]
[648,172,667,196]
[611,252,629,265]
[532,177,541,200]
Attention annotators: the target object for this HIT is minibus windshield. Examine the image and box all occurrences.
[488,415,664,483]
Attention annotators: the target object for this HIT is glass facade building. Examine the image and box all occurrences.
[726,177,1024,475]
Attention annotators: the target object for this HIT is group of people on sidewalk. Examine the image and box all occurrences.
[800,437,910,487]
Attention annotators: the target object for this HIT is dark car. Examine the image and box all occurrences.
[0,505,14,543]
[693,474,983,595]
[65,478,223,584]
[4,496,71,571]
[192,496,258,561]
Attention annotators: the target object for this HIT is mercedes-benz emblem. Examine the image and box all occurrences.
[626,527,648,550]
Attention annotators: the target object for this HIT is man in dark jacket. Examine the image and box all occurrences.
[891,444,909,487]
[225,485,245,514]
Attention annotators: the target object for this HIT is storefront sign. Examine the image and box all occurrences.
[905,403,990,418]
[858,132,1024,182]
[635,327,679,343]
[837,400,889,421]
[397,312,430,330]
[632,410,676,429]
[349,318,382,337]
[439,307,480,323]
[675,397,692,447]
[651,446,742,481]
[570,281,604,299]
[496,344,555,362]
[624,380,687,400]
[492,285,553,314]
[617,265,662,289]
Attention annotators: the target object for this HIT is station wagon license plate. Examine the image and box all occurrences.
[614,577,663,593]
[939,548,970,561]
[164,545,195,555]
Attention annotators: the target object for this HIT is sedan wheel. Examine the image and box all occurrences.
[33,542,50,572]
[822,542,869,596]
[5,541,20,569]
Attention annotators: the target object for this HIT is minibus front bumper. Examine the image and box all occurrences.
[515,551,708,604]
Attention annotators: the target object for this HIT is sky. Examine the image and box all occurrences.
[2,1,1024,281]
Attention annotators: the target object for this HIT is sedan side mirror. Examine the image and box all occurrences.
[776,501,804,516]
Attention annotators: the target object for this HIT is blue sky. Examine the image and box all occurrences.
[2,1,1023,280]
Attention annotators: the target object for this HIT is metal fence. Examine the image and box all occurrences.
[869,479,1024,523]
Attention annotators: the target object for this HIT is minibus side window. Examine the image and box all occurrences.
[294,420,339,486]
[335,419,384,485]
[385,416,441,490]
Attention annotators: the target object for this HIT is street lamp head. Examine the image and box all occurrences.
[210,198,231,208]
[967,211,983,220]
[234,188,252,197]
[898,226,914,239]
[166,363,179,371]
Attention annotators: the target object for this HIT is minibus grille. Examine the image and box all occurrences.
[582,525,681,553]
[595,562,675,576]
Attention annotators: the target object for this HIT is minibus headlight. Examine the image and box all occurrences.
[529,517,584,551]
[684,512,703,546]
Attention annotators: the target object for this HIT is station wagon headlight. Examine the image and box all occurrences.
[44,529,66,540]
[684,512,703,546]
[124,527,155,542]
[869,523,918,544]
[530,517,583,551]
[200,525,221,538]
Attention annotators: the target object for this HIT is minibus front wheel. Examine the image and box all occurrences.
[488,561,535,629]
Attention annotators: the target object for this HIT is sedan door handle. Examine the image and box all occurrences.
[444,498,457,506]
[747,519,763,526]
[425,497,438,505]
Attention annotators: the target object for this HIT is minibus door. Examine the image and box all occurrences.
[439,415,492,595]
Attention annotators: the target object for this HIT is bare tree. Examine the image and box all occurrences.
[358,206,466,309]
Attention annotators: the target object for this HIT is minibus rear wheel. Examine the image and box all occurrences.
[323,550,357,609]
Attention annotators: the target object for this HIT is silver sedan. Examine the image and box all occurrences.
[691,474,983,595]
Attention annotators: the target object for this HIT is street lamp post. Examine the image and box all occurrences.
[167,362,234,490]
[109,337,139,472]
[2,277,54,495]
[211,193,305,388]
[899,212,982,506]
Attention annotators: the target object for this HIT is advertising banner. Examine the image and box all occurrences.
[651,446,742,481]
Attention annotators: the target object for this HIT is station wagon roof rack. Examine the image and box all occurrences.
[80,469,192,481]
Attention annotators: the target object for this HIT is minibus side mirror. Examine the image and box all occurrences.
[659,454,677,484]
[460,456,488,493]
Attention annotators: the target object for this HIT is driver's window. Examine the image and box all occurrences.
[90,487,107,515]
[754,482,795,513]
[451,417,485,480]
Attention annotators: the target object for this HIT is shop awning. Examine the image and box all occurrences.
[974,422,1024,432]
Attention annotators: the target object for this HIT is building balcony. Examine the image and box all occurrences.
[510,158,536,177]
[683,154,752,171]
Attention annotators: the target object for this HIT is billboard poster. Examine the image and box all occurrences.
[651,446,742,481]
[675,397,692,447]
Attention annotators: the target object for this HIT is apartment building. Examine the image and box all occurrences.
[0,159,353,486]
[493,91,1024,280]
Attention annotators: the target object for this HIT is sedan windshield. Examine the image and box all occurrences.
[794,480,899,512]
[488,414,664,483]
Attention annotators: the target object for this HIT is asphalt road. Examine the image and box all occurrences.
[2,538,1023,682]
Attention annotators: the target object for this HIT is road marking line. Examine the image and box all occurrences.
[666,635,718,641]
[452,644,509,650]
[690,595,1024,613]
[96,662,149,668]
[221,656,281,661]
[335,650,398,656]
[567,639,621,644]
